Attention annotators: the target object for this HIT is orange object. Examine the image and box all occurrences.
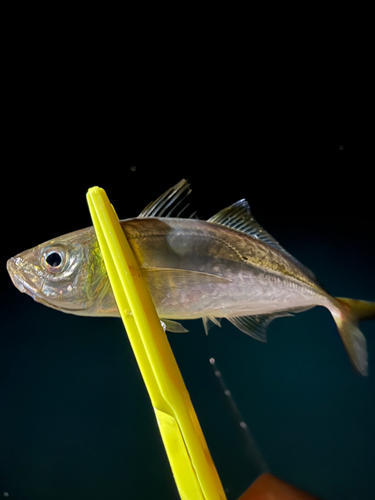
[238,473,319,500]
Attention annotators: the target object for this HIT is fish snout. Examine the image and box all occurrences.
[7,258,26,293]
[6,256,43,298]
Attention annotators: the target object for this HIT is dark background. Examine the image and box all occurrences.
[1,137,374,500]
[1,33,374,499]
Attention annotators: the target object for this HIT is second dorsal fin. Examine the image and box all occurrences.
[208,200,317,282]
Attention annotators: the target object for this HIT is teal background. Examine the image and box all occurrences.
[1,142,374,500]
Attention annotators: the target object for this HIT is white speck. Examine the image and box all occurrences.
[339,145,344,151]
[214,370,221,377]
[67,285,72,292]
[224,390,231,396]
[130,165,137,172]
[209,358,215,364]
[239,421,248,429]
[3,492,9,498]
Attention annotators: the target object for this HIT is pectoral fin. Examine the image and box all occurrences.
[141,267,231,295]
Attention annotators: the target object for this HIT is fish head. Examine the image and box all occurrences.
[6,227,109,315]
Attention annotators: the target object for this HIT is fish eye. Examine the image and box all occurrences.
[41,247,66,273]
[46,252,62,268]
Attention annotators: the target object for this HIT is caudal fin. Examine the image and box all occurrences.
[332,298,375,376]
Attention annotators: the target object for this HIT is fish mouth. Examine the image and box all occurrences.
[7,257,42,299]
[7,257,87,314]
[7,258,28,294]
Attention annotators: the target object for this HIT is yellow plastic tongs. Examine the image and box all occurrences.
[87,187,227,500]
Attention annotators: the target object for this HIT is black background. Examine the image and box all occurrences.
[1,33,374,499]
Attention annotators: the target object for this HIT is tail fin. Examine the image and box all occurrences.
[332,298,375,376]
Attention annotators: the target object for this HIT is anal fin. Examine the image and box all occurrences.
[202,316,222,335]
[227,312,293,342]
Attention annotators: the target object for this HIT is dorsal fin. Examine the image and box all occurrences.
[139,179,196,218]
[208,200,317,282]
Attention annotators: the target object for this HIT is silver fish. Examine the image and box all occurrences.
[7,180,375,375]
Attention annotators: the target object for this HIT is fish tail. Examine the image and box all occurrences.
[331,297,375,376]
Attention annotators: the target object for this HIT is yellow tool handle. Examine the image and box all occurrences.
[87,187,226,500]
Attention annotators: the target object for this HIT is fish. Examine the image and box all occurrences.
[7,179,375,375]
